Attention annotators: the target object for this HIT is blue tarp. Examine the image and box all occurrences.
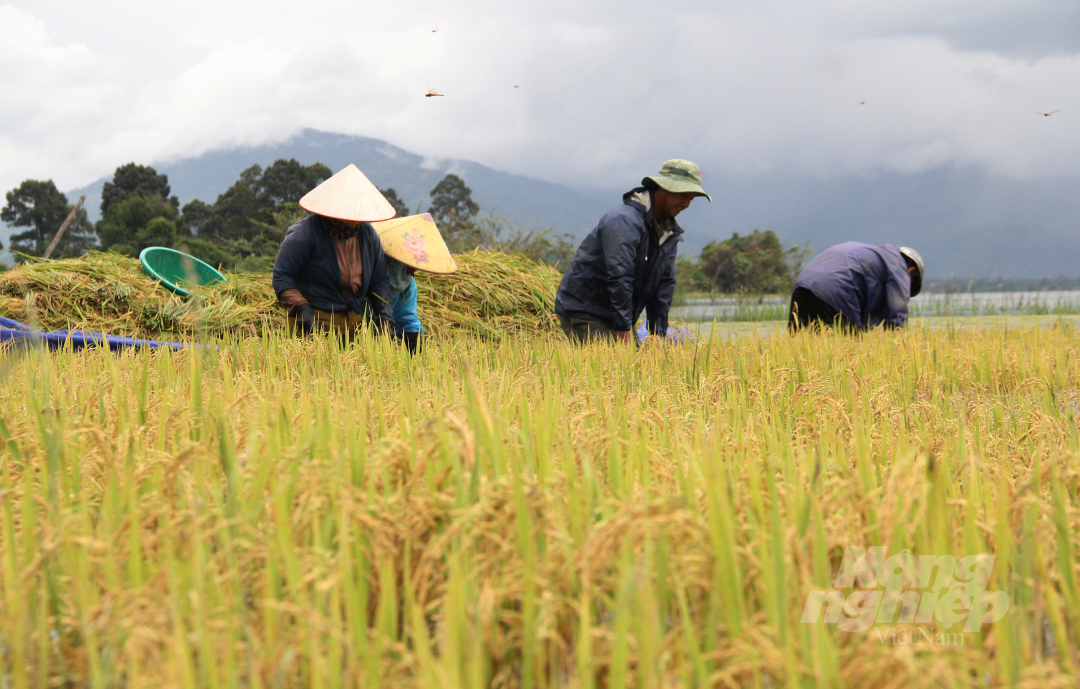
[0,316,187,351]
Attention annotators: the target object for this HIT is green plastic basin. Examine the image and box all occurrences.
[139,247,227,296]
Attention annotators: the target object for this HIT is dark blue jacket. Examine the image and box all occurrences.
[795,242,912,328]
[272,215,395,328]
[554,188,683,333]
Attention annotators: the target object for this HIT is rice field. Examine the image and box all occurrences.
[2,319,1080,688]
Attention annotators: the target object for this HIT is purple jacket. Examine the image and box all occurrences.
[795,242,912,328]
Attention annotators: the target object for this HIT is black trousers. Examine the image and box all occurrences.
[557,313,619,344]
[788,287,854,332]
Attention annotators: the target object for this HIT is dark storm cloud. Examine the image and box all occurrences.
[868,1,1080,57]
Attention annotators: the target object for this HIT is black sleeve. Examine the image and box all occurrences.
[599,213,641,331]
[272,224,313,297]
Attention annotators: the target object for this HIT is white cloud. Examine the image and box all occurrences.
[0,0,1078,197]
[0,6,122,185]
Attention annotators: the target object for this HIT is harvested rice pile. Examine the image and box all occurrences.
[0,253,277,338]
[0,250,561,339]
[417,250,561,337]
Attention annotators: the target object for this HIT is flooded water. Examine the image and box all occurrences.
[671,290,1080,322]
[910,290,1080,317]
[683,314,1080,340]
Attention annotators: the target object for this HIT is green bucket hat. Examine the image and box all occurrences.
[643,159,711,201]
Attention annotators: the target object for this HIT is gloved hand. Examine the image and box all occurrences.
[294,303,316,336]
[664,326,694,344]
[402,331,421,355]
[636,324,695,345]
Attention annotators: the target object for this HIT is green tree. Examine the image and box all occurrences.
[477,214,576,270]
[674,255,712,292]
[259,159,331,207]
[96,194,181,256]
[100,163,178,216]
[209,202,308,272]
[198,159,329,241]
[173,238,235,271]
[428,174,481,252]
[180,199,212,237]
[1,179,96,258]
[198,165,261,241]
[379,187,410,218]
[696,229,810,294]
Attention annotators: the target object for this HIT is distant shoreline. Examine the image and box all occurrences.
[678,279,1080,299]
[921,278,1080,293]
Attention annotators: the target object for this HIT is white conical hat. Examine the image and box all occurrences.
[298,164,397,222]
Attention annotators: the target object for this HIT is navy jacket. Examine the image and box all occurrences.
[555,188,683,333]
[272,215,395,328]
[794,242,912,329]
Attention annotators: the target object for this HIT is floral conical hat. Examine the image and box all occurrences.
[298,164,397,222]
[371,213,457,274]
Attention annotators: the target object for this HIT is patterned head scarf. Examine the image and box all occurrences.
[321,215,361,241]
[385,257,412,295]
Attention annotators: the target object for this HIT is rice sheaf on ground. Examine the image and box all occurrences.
[0,250,561,339]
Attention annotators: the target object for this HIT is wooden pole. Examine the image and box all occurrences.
[42,195,86,260]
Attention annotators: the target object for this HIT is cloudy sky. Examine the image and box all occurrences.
[2,0,1078,274]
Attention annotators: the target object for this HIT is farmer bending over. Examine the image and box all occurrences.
[554,160,710,344]
[273,164,397,338]
[789,242,924,332]
[371,213,457,355]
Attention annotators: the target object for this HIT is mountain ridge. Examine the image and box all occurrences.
[2,129,1079,278]
[64,129,613,237]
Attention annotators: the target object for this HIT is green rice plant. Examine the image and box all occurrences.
[1,320,1079,687]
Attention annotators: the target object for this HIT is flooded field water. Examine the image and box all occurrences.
[683,314,1080,340]
[672,290,1080,323]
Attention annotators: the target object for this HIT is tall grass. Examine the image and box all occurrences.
[1,323,1079,687]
